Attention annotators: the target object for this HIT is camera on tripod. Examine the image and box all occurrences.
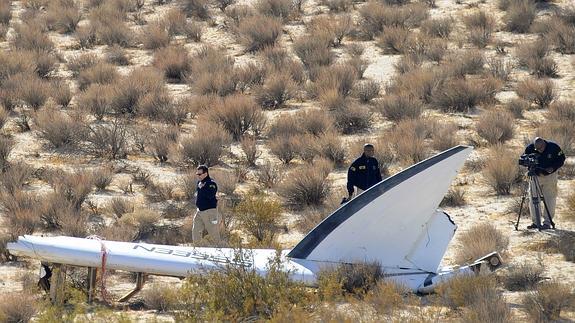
[518,153,539,169]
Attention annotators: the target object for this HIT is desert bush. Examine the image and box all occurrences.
[523,281,574,322]
[454,222,509,264]
[332,103,372,134]
[48,170,96,211]
[315,133,347,167]
[152,45,191,82]
[11,23,54,52]
[142,21,171,50]
[440,186,466,207]
[547,100,575,122]
[238,15,282,52]
[376,95,424,121]
[308,15,352,47]
[377,26,411,54]
[256,161,284,188]
[297,109,333,136]
[181,0,210,19]
[267,113,300,138]
[85,119,129,159]
[431,77,499,112]
[142,283,178,312]
[279,159,332,207]
[0,136,12,171]
[46,0,81,33]
[162,8,187,36]
[189,47,237,96]
[355,80,380,103]
[235,62,265,92]
[255,73,295,109]
[0,0,11,25]
[74,24,97,48]
[486,57,513,82]
[108,197,133,218]
[460,283,511,323]
[503,260,544,291]
[444,50,485,78]
[235,192,282,244]
[209,168,238,197]
[516,39,549,67]
[180,122,232,166]
[0,292,38,322]
[110,68,165,115]
[463,10,495,48]
[51,80,73,108]
[240,135,260,166]
[78,84,112,120]
[387,118,430,164]
[66,53,100,76]
[421,17,453,38]
[318,262,383,298]
[357,3,428,40]
[138,89,173,121]
[92,168,113,191]
[545,20,575,55]
[4,73,51,110]
[556,232,575,261]
[106,45,131,66]
[516,78,555,108]
[0,162,34,195]
[0,107,7,130]
[0,191,41,237]
[35,108,84,149]
[256,0,292,21]
[269,135,298,164]
[89,10,133,47]
[437,273,498,309]
[536,120,575,155]
[531,57,559,78]
[293,35,333,69]
[504,0,536,33]
[312,64,358,97]
[476,109,515,145]
[321,0,352,12]
[121,209,161,239]
[206,94,266,140]
[506,98,529,118]
[483,145,519,195]
[77,62,119,91]
[431,121,459,151]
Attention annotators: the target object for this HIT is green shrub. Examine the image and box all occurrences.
[235,192,283,244]
[454,222,509,264]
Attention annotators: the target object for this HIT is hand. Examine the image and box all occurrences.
[545,167,554,174]
[198,182,205,188]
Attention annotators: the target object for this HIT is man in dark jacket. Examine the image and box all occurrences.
[192,165,221,243]
[524,137,565,229]
[347,144,383,199]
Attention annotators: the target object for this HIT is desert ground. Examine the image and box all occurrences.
[0,0,574,321]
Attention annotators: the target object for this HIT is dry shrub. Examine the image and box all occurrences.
[332,103,372,134]
[313,64,358,97]
[92,167,113,192]
[483,145,519,195]
[444,50,485,77]
[421,17,453,38]
[78,84,112,120]
[181,0,210,19]
[516,78,555,108]
[503,260,544,291]
[86,120,129,159]
[190,47,237,96]
[240,135,260,166]
[142,21,170,50]
[0,191,41,237]
[162,8,187,36]
[365,280,408,317]
[516,39,549,67]
[476,109,515,145]
[431,121,459,151]
[293,35,333,69]
[388,118,430,164]
[536,120,575,155]
[4,73,51,110]
[0,0,11,25]
[77,62,119,91]
[486,57,513,82]
[377,26,411,54]
[152,45,191,82]
[0,136,13,171]
[267,113,299,138]
[0,162,34,195]
[547,100,575,122]
[279,159,332,207]
[180,122,232,166]
[308,15,352,47]
[318,262,383,299]
[106,45,131,65]
[376,95,424,121]
[440,186,466,207]
[504,0,536,33]
[74,24,97,48]
[544,20,575,55]
[256,0,292,21]
[177,252,310,321]
[11,23,54,52]
[454,223,509,264]
[315,132,347,167]
[150,128,177,163]
[110,68,165,115]
[0,107,8,130]
[35,108,84,149]
[89,5,133,47]
[120,209,161,239]
[355,80,380,103]
[437,274,498,309]
[238,15,282,52]
[255,73,296,109]
[0,292,38,323]
[269,136,298,164]
[206,94,266,140]
[357,3,428,40]
[506,98,529,118]
[256,161,284,188]
[46,0,81,34]
[51,80,72,108]
[66,53,100,76]
[235,192,282,244]
[142,283,178,312]
[523,281,574,322]
[322,0,352,12]
[431,77,499,113]
[460,283,511,323]
[463,10,495,48]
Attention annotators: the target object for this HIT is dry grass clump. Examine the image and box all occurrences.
[256,0,293,21]
[178,253,311,321]
[365,280,408,317]
[293,35,333,70]
[152,45,192,82]
[142,283,178,312]
[0,136,13,171]
[180,122,232,166]
[92,167,113,191]
[318,262,383,299]
[440,186,466,207]
[269,136,298,164]
[482,145,519,195]
[503,0,536,33]
[87,4,133,47]
[0,292,38,323]
[46,0,82,34]
[0,191,41,237]
[35,108,84,149]
[536,120,575,155]
[3,73,52,110]
[235,192,282,245]
[77,62,119,91]
[463,10,496,48]
[476,109,515,145]
[516,78,555,108]
[206,94,266,140]
[313,64,357,98]
[437,274,498,309]
[421,17,453,38]
[189,47,237,96]
[110,68,166,115]
[522,281,574,322]
[0,162,34,196]
[109,197,134,218]
[256,161,284,188]
[238,15,282,52]
[503,260,544,291]
[11,23,54,52]
[66,53,100,76]
[0,0,11,26]
[85,120,129,159]
[515,39,558,77]
[547,100,575,122]
[77,84,112,120]
[431,121,459,151]
[454,223,509,264]
[387,118,430,164]
[486,57,513,82]
[355,80,380,103]
[279,159,332,207]
[320,0,352,12]
[357,2,428,40]
[431,77,499,112]
[376,95,424,121]
[106,45,131,65]
[181,0,210,20]
[457,277,512,323]
[142,21,171,50]
[332,103,372,134]
[255,73,296,109]
[506,98,529,118]
[240,135,260,166]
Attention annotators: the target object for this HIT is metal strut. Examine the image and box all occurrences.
[118,272,146,302]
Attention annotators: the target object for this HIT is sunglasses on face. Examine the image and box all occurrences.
[196,172,204,176]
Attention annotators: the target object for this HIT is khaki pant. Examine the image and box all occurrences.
[192,208,221,243]
[528,172,558,226]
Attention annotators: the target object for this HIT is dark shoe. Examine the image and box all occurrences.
[526,223,539,229]
[540,224,551,230]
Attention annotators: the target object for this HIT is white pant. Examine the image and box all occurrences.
[528,172,558,226]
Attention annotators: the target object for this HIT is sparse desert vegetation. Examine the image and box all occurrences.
[0,0,573,321]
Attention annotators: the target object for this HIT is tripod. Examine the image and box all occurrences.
[514,168,555,231]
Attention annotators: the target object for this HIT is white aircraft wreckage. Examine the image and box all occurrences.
[7,145,502,303]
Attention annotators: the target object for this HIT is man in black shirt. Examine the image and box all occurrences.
[347,144,383,199]
[192,165,221,243]
[524,137,565,229]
